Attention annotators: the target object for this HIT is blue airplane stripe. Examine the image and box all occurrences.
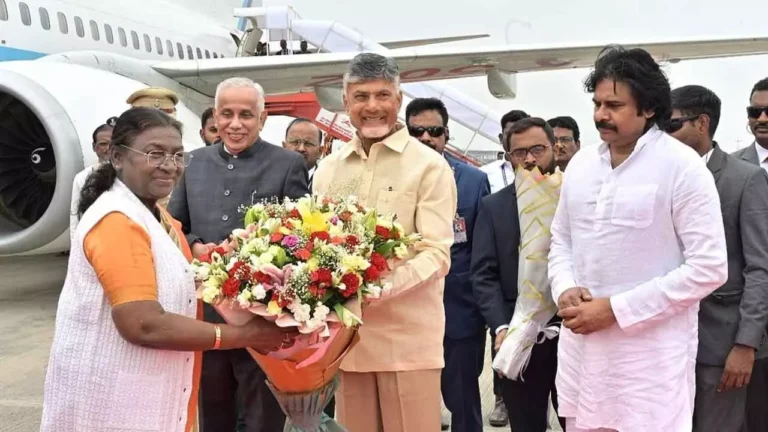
[0,46,45,61]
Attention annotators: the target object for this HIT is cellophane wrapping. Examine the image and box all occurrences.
[492,166,563,380]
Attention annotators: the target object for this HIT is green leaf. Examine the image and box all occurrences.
[334,303,362,327]
[375,240,397,256]
[244,208,257,227]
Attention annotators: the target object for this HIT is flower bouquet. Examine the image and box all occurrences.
[191,194,420,431]
[492,166,563,380]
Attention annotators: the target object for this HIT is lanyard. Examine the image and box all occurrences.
[501,164,509,186]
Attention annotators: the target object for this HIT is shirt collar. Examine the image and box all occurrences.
[339,123,409,159]
[597,125,662,163]
[217,138,263,160]
[755,141,768,163]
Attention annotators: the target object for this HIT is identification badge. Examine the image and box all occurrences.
[453,216,467,244]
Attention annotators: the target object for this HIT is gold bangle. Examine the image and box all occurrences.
[212,325,221,350]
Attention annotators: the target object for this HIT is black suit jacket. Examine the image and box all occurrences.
[470,183,521,334]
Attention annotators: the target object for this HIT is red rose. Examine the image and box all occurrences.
[345,235,359,248]
[222,278,240,298]
[340,273,360,298]
[252,271,272,286]
[309,231,331,243]
[364,265,380,283]
[370,253,389,272]
[375,226,391,239]
[270,232,284,243]
[289,209,301,219]
[311,268,333,287]
[213,246,228,256]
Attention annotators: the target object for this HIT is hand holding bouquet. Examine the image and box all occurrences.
[189,194,421,431]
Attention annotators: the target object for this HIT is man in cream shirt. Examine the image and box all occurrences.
[312,52,457,432]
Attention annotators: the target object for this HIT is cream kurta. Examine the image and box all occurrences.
[312,126,457,372]
[548,127,728,431]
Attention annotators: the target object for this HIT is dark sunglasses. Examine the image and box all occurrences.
[665,115,699,133]
[408,126,445,138]
[105,116,118,127]
[747,106,768,119]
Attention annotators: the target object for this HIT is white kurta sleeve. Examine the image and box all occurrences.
[548,172,578,303]
[610,161,728,333]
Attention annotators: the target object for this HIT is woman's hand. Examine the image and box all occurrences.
[241,317,300,354]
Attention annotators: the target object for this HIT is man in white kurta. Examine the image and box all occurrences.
[548,46,728,432]
[549,125,728,431]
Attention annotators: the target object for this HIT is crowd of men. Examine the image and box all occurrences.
[69,45,768,432]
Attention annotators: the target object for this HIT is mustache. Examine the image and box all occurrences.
[595,121,617,131]
[755,123,768,129]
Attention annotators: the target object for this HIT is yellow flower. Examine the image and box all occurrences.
[307,258,320,271]
[297,199,329,233]
[394,243,409,259]
[258,252,274,264]
[201,286,220,303]
[267,300,283,315]
[341,255,370,273]
[377,216,394,229]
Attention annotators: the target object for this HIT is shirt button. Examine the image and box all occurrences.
[224,189,231,196]
[222,215,229,221]
[227,164,234,170]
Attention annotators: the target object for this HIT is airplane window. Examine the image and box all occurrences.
[104,24,113,44]
[74,16,84,37]
[89,20,99,41]
[0,0,7,21]
[196,48,202,59]
[205,50,210,59]
[213,53,218,59]
[166,40,174,58]
[118,27,127,47]
[177,43,184,59]
[143,34,151,52]
[131,31,139,50]
[155,37,163,55]
[186,45,193,59]
[19,2,30,26]
[57,12,67,34]
[39,7,50,30]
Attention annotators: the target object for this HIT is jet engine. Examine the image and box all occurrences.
[0,61,178,256]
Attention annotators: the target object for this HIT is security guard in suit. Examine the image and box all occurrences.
[126,86,180,208]
[405,98,490,432]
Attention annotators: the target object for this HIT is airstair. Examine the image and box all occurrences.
[236,5,516,160]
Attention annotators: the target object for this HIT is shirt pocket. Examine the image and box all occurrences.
[610,184,658,229]
[376,189,418,233]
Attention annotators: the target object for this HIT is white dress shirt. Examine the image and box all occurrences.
[479,159,514,193]
[70,164,97,241]
[548,127,728,431]
[755,141,768,173]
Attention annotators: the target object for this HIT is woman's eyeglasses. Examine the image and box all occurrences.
[120,145,192,168]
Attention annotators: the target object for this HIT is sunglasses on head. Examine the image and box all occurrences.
[105,116,118,127]
[665,115,699,133]
[747,106,768,119]
[408,126,445,138]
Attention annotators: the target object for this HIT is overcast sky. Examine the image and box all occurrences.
[192,0,768,154]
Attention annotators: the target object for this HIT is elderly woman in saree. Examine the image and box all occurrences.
[40,107,297,432]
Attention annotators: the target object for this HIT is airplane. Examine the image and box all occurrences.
[2,0,768,261]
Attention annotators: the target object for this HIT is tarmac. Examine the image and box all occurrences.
[0,253,561,431]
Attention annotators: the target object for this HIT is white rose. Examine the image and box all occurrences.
[251,284,267,300]
[394,243,408,259]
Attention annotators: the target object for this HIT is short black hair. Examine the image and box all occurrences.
[91,117,117,144]
[547,116,580,142]
[750,77,768,101]
[506,117,556,147]
[584,45,671,130]
[500,110,530,129]
[405,97,449,126]
[201,107,214,129]
[671,85,721,138]
[285,117,323,143]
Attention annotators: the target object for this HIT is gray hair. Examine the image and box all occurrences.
[214,77,266,111]
[342,53,400,93]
